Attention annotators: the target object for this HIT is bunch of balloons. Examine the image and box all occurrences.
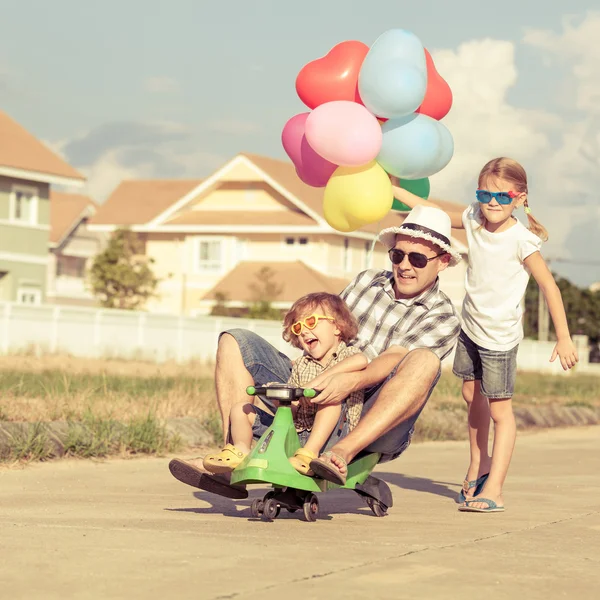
[282,29,453,232]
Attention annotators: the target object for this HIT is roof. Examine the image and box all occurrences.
[87,152,468,247]
[202,261,351,303]
[165,210,315,227]
[240,153,468,246]
[0,110,85,183]
[49,191,97,246]
[90,179,203,226]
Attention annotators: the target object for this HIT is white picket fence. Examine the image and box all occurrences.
[0,301,596,375]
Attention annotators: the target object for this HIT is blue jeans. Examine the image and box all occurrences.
[221,329,440,463]
[452,329,518,399]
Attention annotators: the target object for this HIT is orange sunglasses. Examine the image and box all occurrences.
[290,314,334,335]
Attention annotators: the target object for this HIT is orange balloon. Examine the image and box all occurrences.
[296,41,369,110]
[416,49,453,120]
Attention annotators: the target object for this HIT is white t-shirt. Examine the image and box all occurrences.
[461,203,543,351]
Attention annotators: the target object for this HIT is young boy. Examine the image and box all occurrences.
[202,292,368,476]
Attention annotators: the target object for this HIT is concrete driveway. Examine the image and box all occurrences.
[1,426,599,600]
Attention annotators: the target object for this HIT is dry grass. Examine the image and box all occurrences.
[0,354,598,427]
[0,354,216,422]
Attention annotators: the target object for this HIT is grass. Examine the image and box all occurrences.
[0,354,598,461]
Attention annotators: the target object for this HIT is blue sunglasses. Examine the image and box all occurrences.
[476,189,518,205]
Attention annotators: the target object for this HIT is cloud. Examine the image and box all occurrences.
[58,120,226,202]
[205,119,261,135]
[428,23,600,286]
[523,11,600,113]
[143,76,180,94]
[63,121,188,165]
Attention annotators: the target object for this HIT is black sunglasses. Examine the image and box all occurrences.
[388,248,447,269]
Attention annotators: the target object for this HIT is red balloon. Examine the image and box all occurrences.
[295,41,369,110]
[416,49,453,120]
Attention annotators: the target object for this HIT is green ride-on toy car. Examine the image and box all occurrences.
[230,384,393,522]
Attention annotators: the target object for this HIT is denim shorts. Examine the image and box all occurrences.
[452,329,519,399]
[222,328,440,463]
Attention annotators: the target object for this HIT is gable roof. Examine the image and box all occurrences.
[202,261,351,304]
[239,153,468,247]
[0,110,85,186]
[87,152,468,248]
[49,192,97,246]
[89,179,203,226]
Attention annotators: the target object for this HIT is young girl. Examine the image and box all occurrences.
[392,157,578,513]
[202,292,368,476]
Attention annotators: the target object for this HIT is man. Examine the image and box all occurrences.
[169,205,462,497]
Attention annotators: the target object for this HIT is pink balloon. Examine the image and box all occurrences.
[281,113,338,187]
[305,101,382,167]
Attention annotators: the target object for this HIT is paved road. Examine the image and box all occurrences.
[1,427,599,600]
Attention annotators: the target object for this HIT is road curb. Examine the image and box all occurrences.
[1,406,599,458]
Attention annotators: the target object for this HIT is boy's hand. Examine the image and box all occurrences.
[550,338,579,370]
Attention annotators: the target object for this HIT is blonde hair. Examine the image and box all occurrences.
[478,157,548,242]
[282,292,358,350]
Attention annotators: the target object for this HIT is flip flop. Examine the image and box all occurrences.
[168,458,248,500]
[202,444,248,474]
[457,472,489,504]
[289,448,317,476]
[458,497,505,513]
[309,450,348,485]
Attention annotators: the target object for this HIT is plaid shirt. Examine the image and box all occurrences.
[340,269,460,361]
[288,342,364,432]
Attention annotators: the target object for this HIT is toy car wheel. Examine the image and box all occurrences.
[250,499,264,518]
[302,494,319,522]
[262,498,280,521]
[366,497,388,517]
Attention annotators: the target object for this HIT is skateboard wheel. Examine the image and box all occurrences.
[302,494,319,522]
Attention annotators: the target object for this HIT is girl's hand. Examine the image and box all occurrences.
[550,338,579,370]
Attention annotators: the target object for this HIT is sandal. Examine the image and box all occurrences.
[202,444,247,474]
[168,459,248,499]
[458,497,505,513]
[289,448,317,476]
[309,450,348,485]
[457,472,489,504]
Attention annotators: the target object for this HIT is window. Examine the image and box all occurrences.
[57,255,87,278]
[195,239,223,272]
[17,287,42,305]
[364,241,373,269]
[343,238,351,271]
[284,237,309,246]
[10,186,38,225]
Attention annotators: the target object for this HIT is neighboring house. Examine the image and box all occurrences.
[88,153,468,316]
[0,110,85,304]
[47,191,104,306]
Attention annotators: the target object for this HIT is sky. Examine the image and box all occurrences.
[1,0,600,286]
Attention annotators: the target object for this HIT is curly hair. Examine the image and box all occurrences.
[282,292,358,350]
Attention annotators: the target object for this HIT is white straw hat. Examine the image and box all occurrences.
[378,205,462,266]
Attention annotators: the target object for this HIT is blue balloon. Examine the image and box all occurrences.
[377,114,454,179]
[358,29,427,119]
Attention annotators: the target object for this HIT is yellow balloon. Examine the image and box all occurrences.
[323,161,393,232]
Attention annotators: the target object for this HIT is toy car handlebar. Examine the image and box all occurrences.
[246,384,320,403]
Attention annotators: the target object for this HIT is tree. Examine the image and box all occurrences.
[89,228,159,310]
[524,273,600,343]
[246,266,284,320]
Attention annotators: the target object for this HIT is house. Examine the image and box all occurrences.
[47,191,103,306]
[87,153,468,316]
[0,110,85,304]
